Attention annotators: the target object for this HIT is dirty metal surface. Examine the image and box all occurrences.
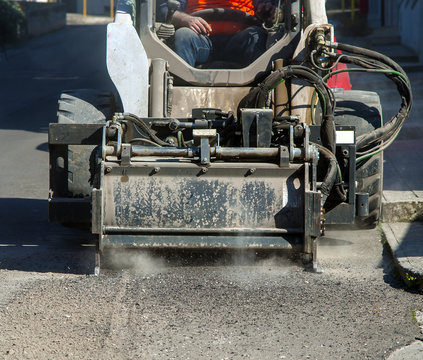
[102,234,297,249]
[171,87,251,118]
[101,161,305,233]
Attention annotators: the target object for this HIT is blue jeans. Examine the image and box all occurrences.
[174,26,268,67]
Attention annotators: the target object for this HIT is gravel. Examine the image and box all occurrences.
[0,228,421,360]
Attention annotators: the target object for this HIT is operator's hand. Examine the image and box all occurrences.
[172,11,212,35]
[255,0,276,24]
[185,15,212,35]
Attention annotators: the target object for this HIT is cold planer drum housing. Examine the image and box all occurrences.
[48,0,412,275]
[49,104,359,275]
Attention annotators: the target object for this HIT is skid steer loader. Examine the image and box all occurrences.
[48,0,412,275]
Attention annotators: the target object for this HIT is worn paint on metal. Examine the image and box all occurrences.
[102,234,296,249]
[171,87,251,117]
[102,162,305,232]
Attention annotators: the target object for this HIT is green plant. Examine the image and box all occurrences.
[404,272,423,289]
[410,310,418,324]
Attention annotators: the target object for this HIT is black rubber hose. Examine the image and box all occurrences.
[356,107,408,149]
[335,53,412,151]
[241,65,335,115]
[238,65,337,156]
[314,143,338,198]
[334,42,408,78]
[122,113,172,147]
[339,55,412,103]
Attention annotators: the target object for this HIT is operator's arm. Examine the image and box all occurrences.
[157,0,211,35]
[171,11,212,35]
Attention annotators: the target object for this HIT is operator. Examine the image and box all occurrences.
[159,0,277,67]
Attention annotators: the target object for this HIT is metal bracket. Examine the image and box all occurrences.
[289,125,301,161]
[120,144,132,166]
[356,193,369,217]
[193,129,216,165]
[200,138,210,165]
[304,125,311,161]
[304,191,322,239]
[240,108,273,148]
[279,145,290,167]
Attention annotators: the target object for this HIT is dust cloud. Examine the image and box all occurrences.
[103,247,296,282]
[104,249,166,275]
[221,249,296,285]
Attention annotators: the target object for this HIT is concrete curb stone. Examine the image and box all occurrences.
[66,13,113,26]
[386,340,423,360]
[382,191,423,223]
[381,222,423,290]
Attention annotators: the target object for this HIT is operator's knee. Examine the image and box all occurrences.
[242,26,268,63]
[174,28,196,66]
[175,27,197,45]
[174,28,211,67]
[225,26,267,66]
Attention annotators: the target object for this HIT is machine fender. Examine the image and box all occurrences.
[106,22,149,117]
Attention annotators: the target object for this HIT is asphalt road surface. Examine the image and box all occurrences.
[0,23,421,360]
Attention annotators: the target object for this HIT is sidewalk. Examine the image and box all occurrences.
[331,18,423,359]
[332,14,423,286]
[66,13,113,26]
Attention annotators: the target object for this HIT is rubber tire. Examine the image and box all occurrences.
[57,89,115,124]
[56,89,115,198]
[333,90,383,228]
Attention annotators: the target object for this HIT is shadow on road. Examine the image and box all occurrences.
[0,198,95,275]
[0,198,299,275]
[36,142,48,152]
[379,246,423,294]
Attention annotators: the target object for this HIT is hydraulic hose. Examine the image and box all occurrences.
[332,41,407,78]
[238,65,335,117]
[315,40,413,161]
[314,143,338,199]
[238,65,340,198]
[238,65,336,154]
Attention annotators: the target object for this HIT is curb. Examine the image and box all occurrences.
[381,222,423,290]
[386,340,423,360]
[382,190,423,223]
[382,200,423,223]
[66,13,113,26]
